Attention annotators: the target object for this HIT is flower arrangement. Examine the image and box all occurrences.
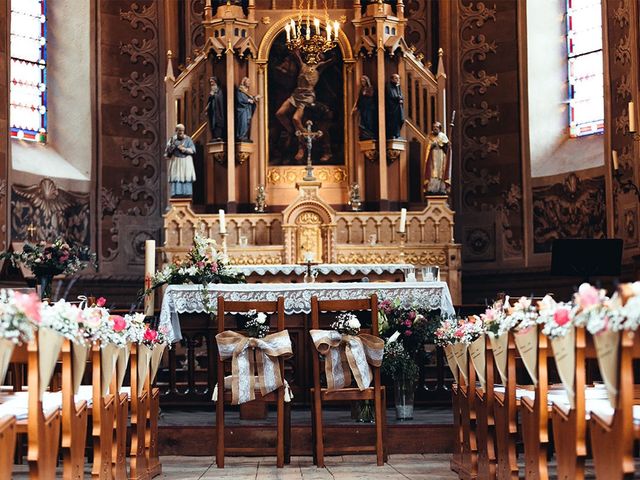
[242,310,270,338]
[434,315,460,346]
[331,312,361,336]
[536,295,574,339]
[147,233,245,292]
[453,316,484,345]
[141,324,170,348]
[505,296,539,333]
[378,299,439,355]
[2,239,96,276]
[0,290,38,345]
[40,300,84,344]
[480,299,508,336]
[381,340,419,381]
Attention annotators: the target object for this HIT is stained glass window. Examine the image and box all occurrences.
[567,0,604,137]
[10,0,47,143]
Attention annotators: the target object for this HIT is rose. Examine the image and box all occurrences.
[143,328,158,343]
[577,283,600,309]
[96,297,107,307]
[83,309,103,329]
[111,315,127,332]
[347,318,361,330]
[404,319,412,327]
[404,330,413,336]
[554,308,571,326]
[408,311,416,320]
[13,291,42,323]
[256,312,267,324]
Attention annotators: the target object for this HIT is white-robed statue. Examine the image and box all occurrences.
[423,121,450,195]
[165,124,196,198]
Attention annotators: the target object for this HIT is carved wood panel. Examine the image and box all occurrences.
[0,0,8,251]
[98,1,165,275]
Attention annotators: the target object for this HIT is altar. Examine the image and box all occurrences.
[157,280,454,406]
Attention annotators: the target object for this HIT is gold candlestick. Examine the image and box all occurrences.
[396,231,406,263]
[220,232,228,256]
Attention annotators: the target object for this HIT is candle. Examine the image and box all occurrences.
[144,240,155,317]
[218,209,226,234]
[629,101,636,133]
[333,20,340,38]
[612,149,619,170]
[399,208,407,233]
[285,23,290,42]
[314,18,320,35]
[326,23,332,41]
[290,19,296,38]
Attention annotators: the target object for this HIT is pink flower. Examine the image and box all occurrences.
[404,319,412,327]
[111,315,126,332]
[554,308,570,326]
[210,263,218,273]
[577,283,599,309]
[13,292,42,323]
[454,328,464,338]
[404,330,412,336]
[143,328,158,342]
[59,254,69,262]
[96,297,107,307]
[196,261,205,268]
[408,311,416,320]
[484,308,495,321]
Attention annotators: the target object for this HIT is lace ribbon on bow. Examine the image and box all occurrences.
[309,329,384,390]
[215,330,293,405]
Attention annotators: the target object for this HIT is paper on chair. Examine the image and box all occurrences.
[551,326,576,409]
[490,333,508,385]
[593,330,620,409]
[514,327,538,385]
[469,336,486,391]
[38,328,64,400]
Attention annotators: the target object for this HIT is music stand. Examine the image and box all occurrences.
[550,238,623,283]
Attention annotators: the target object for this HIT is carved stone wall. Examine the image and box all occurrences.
[448,0,524,268]
[532,174,606,253]
[98,1,165,275]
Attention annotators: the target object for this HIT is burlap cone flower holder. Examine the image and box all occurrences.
[452,342,468,385]
[443,344,459,383]
[514,326,538,385]
[150,343,166,384]
[469,336,486,391]
[0,338,15,385]
[137,343,153,389]
[71,342,90,394]
[593,330,620,408]
[38,328,64,399]
[116,343,131,392]
[489,332,509,385]
[550,326,576,409]
[101,343,120,396]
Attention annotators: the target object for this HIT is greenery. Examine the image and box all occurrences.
[381,341,419,381]
[378,299,441,356]
[2,239,96,276]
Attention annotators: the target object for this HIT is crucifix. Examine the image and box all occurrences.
[296,120,323,181]
[26,223,37,242]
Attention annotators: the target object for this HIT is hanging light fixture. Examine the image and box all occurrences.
[284,0,339,65]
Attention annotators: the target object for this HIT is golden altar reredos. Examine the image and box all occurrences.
[162,0,461,303]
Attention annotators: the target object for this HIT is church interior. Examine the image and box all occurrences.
[0,0,639,478]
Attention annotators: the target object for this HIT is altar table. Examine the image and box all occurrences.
[160,281,455,343]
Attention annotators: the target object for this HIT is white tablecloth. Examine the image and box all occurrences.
[159,281,455,343]
[229,263,411,277]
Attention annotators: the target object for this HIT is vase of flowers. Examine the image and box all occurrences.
[2,239,96,300]
[382,340,419,420]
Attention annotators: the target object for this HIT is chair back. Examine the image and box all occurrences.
[217,297,285,334]
[310,295,379,335]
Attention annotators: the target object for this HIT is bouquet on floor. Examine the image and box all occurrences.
[145,233,245,293]
[378,299,440,356]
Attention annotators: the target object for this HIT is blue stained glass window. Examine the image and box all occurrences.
[567,0,604,137]
[10,0,47,143]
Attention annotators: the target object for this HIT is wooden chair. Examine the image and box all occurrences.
[111,347,129,480]
[475,336,497,480]
[0,415,16,479]
[589,329,639,479]
[130,343,151,480]
[310,294,385,468]
[215,296,291,468]
[448,351,464,475]
[146,347,164,478]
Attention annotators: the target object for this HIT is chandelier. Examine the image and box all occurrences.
[284,0,339,65]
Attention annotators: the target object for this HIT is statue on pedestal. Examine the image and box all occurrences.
[352,75,377,140]
[385,73,405,139]
[235,77,260,142]
[165,124,196,198]
[205,77,225,141]
[423,121,450,195]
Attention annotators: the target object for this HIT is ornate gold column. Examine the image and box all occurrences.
[257,61,267,189]
[376,31,389,208]
[225,39,237,210]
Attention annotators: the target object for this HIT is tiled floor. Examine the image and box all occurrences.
[160,454,458,479]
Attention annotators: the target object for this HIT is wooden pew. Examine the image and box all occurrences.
[589,329,638,479]
[0,415,16,479]
[129,343,151,480]
[450,380,464,475]
[146,347,164,478]
[91,343,118,480]
[458,346,478,479]
[112,347,129,480]
[475,336,497,479]
[493,333,519,480]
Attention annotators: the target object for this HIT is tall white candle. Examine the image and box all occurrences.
[612,150,619,170]
[333,20,340,38]
[314,18,320,35]
[219,209,226,234]
[326,24,332,41]
[399,208,407,233]
[144,240,155,317]
[629,101,636,133]
[290,19,296,38]
[285,23,291,42]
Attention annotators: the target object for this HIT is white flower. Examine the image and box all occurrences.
[347,318,361,330]
[256,312,267,324]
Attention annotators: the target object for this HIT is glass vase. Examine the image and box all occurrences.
[355,400,375,423]
[394,374,415,420]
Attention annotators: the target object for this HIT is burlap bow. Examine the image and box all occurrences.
[309,329,384,391]
[215,330,292,405]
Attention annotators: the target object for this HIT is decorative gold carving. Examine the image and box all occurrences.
[236,151,250,165]
[386,148,401,163]
[261,16,271,25]
[296,211,323,262]
[267,167,347,185]
[228,254,283,265]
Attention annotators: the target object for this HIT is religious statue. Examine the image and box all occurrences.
[385,73,405,139]
[423,121,450,195]
[296,120,323,181]
[165,124,196,198]
[352,75,377,140]
[205,76,225,141]
[275,50,334,161]
[254,184,267,213]
[235,77,260,142]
